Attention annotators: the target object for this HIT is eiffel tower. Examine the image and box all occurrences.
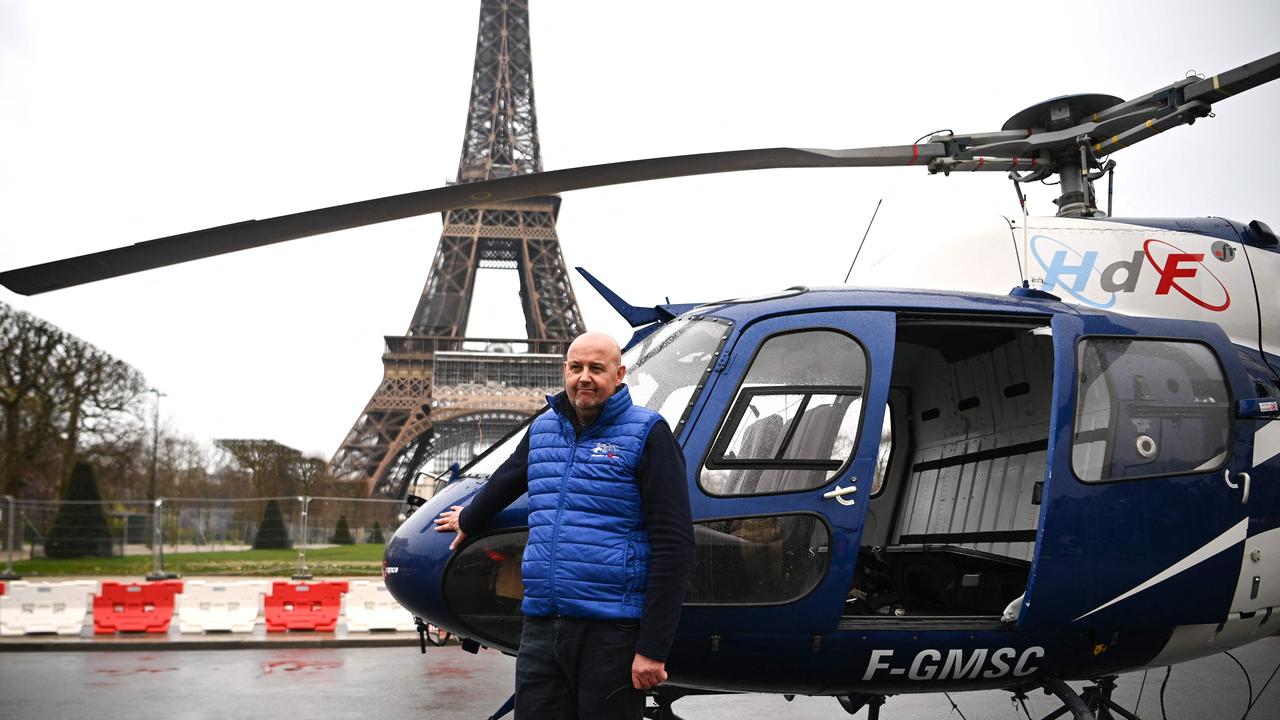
[330,0,583,497]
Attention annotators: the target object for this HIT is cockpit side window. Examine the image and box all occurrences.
[1072,338,1231,482]
[701,330,867,496]
[461,318,731,479]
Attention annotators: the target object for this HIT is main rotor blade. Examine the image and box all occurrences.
[1185,50,1280,103]
[0,144,943,295]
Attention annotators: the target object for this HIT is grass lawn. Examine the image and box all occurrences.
[9,544,386,577]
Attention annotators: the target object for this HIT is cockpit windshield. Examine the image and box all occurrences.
[621,317,733,430]
[465,318,731,476]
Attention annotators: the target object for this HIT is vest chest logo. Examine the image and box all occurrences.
[590,442,623,461]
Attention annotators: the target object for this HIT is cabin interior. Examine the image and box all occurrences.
[848,316,1055,619]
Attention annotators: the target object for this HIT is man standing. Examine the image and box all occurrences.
[434,331,695,719]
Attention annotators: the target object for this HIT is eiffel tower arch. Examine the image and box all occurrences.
[329,0,583,497]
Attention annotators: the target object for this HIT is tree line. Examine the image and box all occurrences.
[2,302,388,557]
[1,302,358,503]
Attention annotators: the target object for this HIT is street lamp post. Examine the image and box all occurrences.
[147,388,165,504]
[293,496,313,580]
[145,497,177,580]
[144,389,176,580]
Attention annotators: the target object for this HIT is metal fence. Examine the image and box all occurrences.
[0,494,405,577]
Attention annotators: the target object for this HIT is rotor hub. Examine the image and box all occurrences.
[1002,94,1124,132]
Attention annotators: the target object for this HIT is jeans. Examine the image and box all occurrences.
[515,616,644,720]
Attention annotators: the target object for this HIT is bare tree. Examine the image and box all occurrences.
[296,456,328,497]
[48,334,146,488]
[163,434,214,497]
[1,305,65,497]
[0,302,149,499]
[214,439,304,497]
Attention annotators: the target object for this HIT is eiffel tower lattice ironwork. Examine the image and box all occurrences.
[330,0,584,497]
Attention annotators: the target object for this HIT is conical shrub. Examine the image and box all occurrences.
[253,498,291,549]
[330,515,354,545]
[45,462,113,559]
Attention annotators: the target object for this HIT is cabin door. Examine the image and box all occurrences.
[1020,312,1252,632]
[680,310,894,634]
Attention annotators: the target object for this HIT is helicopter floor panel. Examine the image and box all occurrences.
[847,545,1030,619]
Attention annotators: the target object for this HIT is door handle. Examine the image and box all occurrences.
[1224,470,1251,504]
[823,484,858,506]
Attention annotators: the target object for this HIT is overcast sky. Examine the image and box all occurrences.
[1,0,1277,458]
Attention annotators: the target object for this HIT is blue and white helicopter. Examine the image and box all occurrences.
[3,52,1279,720]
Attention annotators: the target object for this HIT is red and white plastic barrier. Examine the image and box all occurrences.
[0,580,98,636]
[176,580,271,633]
[264,581,349,632]
[92,580,184,634]
[0,576,433,639]
[344,580,416,632]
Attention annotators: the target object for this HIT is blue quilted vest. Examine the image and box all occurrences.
[520,385,662,620]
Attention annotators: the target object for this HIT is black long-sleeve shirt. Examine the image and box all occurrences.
[459,393,694,662]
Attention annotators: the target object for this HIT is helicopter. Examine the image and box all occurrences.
[3,39,1280,720]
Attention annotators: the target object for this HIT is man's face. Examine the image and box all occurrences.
[564,336,626,416]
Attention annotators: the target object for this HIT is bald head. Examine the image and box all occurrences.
[563,331,626,424]
[567,331,622,364]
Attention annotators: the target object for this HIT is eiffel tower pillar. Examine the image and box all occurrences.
[329,0,584,497]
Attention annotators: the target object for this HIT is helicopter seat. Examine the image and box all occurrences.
[774,401,846,492]
[893,433,1046,562]
[723,413,786,495]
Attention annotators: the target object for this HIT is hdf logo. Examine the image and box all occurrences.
[1030,235,1230,312]
[591,442,621,460]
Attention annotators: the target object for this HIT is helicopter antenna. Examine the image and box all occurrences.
[1009,179,1029,288]
[843,198,883,283]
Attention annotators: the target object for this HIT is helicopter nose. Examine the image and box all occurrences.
[382,479,486,630]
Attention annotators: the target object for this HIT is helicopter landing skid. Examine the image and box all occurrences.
[644,687,693,720]
[1033,676,1145,720]
[837,693,886,718]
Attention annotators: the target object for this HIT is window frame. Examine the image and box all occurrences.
[698,327,872,498]
[704,385,864,471]
[869,401,897,499]
[622,316,734,438]
[1070,335,1235,484]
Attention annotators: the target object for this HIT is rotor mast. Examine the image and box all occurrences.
[998,94,1122,217]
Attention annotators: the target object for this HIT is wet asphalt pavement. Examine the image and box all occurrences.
[1,639,1277,720]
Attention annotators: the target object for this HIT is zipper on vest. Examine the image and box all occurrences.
[548,426,577,616]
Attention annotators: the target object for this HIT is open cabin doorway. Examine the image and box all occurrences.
[847,315,1054,626]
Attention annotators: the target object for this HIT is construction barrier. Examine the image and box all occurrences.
[264,581,348,632]
[344,580,415,632]
[93,581,184,634]
[0,580,98,636]
[176,580,271,633]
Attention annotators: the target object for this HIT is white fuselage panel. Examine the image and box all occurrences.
[848,216,1270,356]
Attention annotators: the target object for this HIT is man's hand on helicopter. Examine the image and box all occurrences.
[632,653,667,690]
[434,505,467,551]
